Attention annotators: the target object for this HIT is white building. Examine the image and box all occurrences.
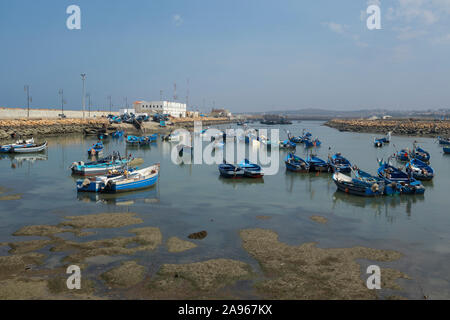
[120,108,136,115]
[134,100,186,118]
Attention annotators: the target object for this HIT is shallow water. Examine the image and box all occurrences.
[1,120,449,299]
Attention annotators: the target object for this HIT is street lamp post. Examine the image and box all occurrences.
[108,95,112,114]
[81,73,86,120]
[59,89,65,115]
[24,85,32,118]
[86,93,91,118]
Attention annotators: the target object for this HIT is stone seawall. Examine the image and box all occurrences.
[324,119,450,137]
[0,117,237,142]
[0,119,110,141]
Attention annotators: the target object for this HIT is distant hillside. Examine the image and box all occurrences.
[239,108,450,120]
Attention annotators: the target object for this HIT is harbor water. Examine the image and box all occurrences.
[1,120,449,298]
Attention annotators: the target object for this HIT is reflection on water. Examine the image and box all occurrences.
[331,191,425,219]
[1,152,48,169]
[218,176,264,187]
[77,188,159,206]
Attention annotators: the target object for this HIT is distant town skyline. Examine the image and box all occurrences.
[1,0,450,112]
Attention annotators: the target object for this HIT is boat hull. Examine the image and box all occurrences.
[104,174,158,193]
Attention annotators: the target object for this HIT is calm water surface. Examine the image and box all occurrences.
[1,121,450,298]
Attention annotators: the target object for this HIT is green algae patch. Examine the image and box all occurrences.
[155,258,253,291]
[256,215,272,220]
[59,212,143,229]
[129,227,162,248]
[8,239,52,254]
[0,275,99,300]
[167,237,197,253]
[13,225,73,237]
[239,228,408,300]
[50,227,162,263]
[0,252,45,276]
[101,261,147,288]
[310,215,328,224]
[0,278,49,299]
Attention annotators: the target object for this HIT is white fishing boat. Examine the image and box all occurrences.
[11,141,47,153]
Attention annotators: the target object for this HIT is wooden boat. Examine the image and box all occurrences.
[437,136,450,145]
[0,138,35,153]
[395,149,410,162]
[71,154,132,176]
[304,138,321,148]
[406,159,434,181]
[218,162,245,178]
[328,153,352,173]
[126,135,140,145]
[11,141,47,153]
[377,161,425,194]
[444,146,450,154]
[87,141,103,156]
[412,146,430,162]
[238,159,264,178]
[97,132,109,140]
[333,172,384,197]
[102,164,160,193]
[279,140,296,150]
[111,130,124,138]
[139,134,158,145]
[376,132,391,144]
[306,155,329,172]
[374,138,383,148]
[77,164,160,193]
[285,153,309,172]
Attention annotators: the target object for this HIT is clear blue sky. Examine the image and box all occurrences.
[1,0,449,112]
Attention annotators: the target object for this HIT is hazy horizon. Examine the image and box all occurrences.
[1,0,450,113]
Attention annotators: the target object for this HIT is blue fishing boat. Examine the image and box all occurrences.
[111,130,124,138]
[139,134,158,145]
[87,141,104,156]
[305,155,329,172]
[406,158,434,181]
[11,141,47,153]
[0,138,35,153]
[238,159,264,178]
[279,140,296,150]
[377,132,391,144]
[377,160,425,194]
[437,136,450,145]
[71,153,131,176]
[218,162,245,178]
[411,144,430,162]
[126,135,140,145]
[395,149,410,162]
[332,172,385,197]
[374,138,383,148]
[285,153,309,172]
[304,138,321,148]
[102,164,160,193]
[328,153,352,173]
[78,164,160,193]
[97,132,109,140]
[444,146,450,154]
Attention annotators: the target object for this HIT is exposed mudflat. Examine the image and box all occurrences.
[166,237,197,253]
[0,209,410,299]
[239,228,409,299]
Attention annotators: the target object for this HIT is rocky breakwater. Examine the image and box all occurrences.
[0,118,110,141]
[325,119,450,137]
